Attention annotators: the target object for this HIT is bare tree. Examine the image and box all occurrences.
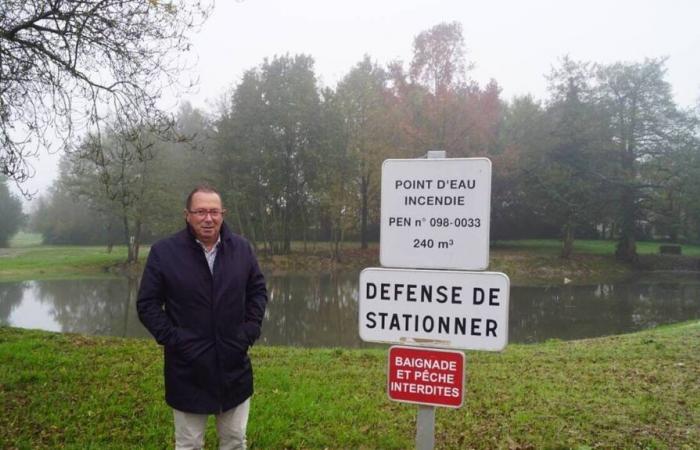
[69,117,163,264]
[0,0,212,189]
[409,21,469,97]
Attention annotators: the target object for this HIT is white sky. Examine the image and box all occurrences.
[19,0,700,205]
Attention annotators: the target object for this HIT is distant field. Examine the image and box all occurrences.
[10,233,697,256]
[9,231,43,248]
[492,239,700,257]
[0,235,697,282]
[0,232,146,279]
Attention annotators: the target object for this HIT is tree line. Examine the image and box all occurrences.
[28,22,700,263]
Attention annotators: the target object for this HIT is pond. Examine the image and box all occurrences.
[1,271,699,347]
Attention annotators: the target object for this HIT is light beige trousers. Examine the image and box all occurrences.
[173,398,250,450]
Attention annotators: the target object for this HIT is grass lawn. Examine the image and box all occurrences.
[9,231,43,248]
[1,323,698,449]
[0,244,146,281]
[493,238,700,257]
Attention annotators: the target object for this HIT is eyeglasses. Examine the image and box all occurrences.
[188,209,225,219]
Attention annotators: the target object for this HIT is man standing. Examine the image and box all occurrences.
[137,185,267,450]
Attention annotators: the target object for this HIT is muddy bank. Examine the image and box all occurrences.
[256,247,639,285]
[636,254,700,272]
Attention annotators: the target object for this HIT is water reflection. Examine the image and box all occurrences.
[260,273,362,347]
[1,272,699,347]
[510,276,700,342]
[3,277,150,339]
[0,281,29,327]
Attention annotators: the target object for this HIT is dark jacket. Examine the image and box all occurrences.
[137,222,267,414]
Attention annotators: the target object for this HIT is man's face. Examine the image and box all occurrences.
[185,191,224,245]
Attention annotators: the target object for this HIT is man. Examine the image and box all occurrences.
[137,185,267,450]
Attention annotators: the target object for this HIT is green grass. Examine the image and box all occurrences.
[1,323,698,449]
[0,245,150,281]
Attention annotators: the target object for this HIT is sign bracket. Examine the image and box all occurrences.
[424,150,446,159]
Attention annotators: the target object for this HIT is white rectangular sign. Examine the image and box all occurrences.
[358,268,509,351]
[380,158,492,270]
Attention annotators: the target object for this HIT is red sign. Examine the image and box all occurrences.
[387,346,465,408]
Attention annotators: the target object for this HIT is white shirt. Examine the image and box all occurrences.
[196,236,221,274]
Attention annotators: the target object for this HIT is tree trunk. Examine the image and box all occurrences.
[615,234,638,263]
[667,190,679,242]
[123,214,133,263]
[257,200,270,256]
[232,199,246,237]
[615,134,639,262]
[336,227,343,262]
[283,208,291,254]
[331,206,345,262]
[302,210,308,252]
[106,221,114,253]
[360,174,369,249]
[615,185,638,263]
[131,218,142,264]
[331,221,342,262]
[561,223,574,259]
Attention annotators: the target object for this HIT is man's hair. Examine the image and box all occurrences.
[185,184,222,210]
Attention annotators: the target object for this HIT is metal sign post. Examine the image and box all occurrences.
[418,151,441,450]
[418,151,438,450]
[418,151,439,450]
[416,405,435,450]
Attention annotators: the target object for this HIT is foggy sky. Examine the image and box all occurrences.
[19,0,700,205]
